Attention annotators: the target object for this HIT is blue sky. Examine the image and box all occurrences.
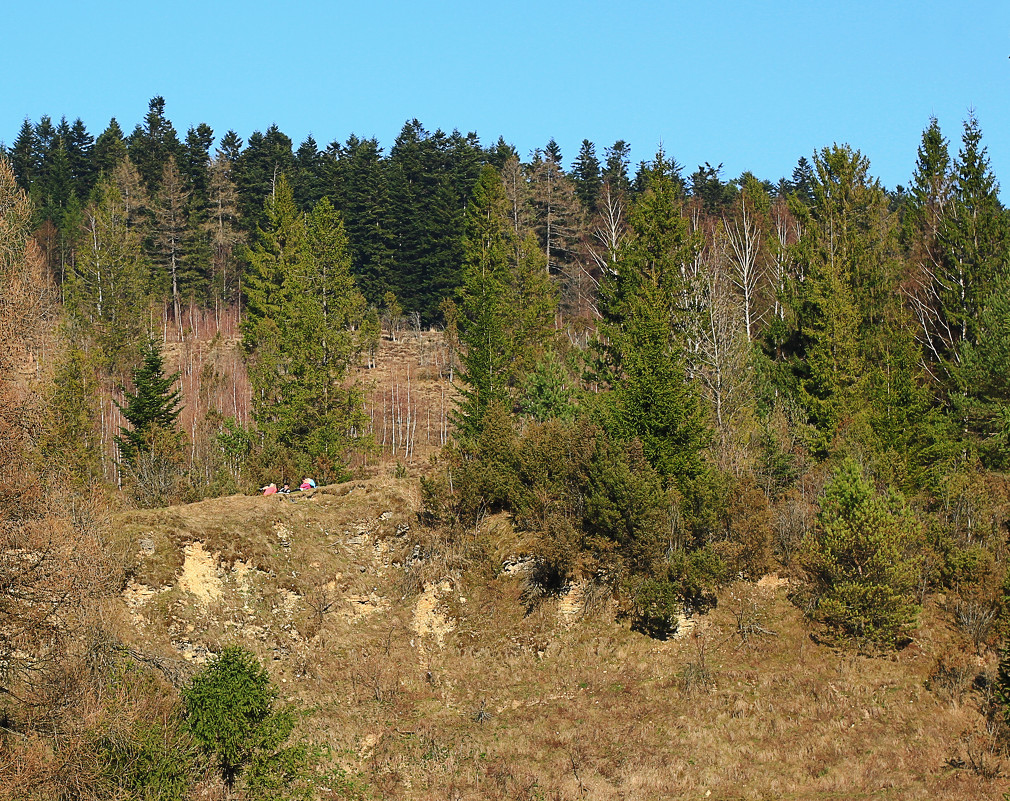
[4,1,1009,192]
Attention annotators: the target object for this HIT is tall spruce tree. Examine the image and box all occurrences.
[455,165,555,438]
[788,145,897,448]
[571,139,602,214]
[331,134,393,306]
[595,149,708,487]
[128,96,183,193]
[242,179,366,474]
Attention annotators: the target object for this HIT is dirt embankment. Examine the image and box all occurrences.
[112,475,1007,801]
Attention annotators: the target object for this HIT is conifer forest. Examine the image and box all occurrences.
[4,96,1010,798]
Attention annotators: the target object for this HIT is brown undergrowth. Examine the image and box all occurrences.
[102,470,1010,800]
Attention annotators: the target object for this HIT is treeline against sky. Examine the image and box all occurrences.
[6,94,1010,796]
[5,96,801,328]
[5,95,1010,648]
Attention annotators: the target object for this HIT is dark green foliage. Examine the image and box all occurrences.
[65,117,96,199]
[800,459,924,646]
[93,664,200,801]
[43,348,103,486]
[93,117,128,177]
[128,96,184,193]
[789,156,816,205]
[98,717,196,801]
[234,124,296,229]
[571,139,602,212]
[602,140,632,196]
[594,148,709,488]
[454,164,555,438]
[114,337,182,466]
[690,162,735,212]
[330,134,394,306]
[66,159,151,373]
[386,120,485,321]
[293,134,328,209]
[10,118,38,191]
[242,179,368,478]
[182,122,214,205]
[182,646,324,797]
[630,548,726,638]
[518,350,579,423]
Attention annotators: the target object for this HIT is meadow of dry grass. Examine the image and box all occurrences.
[110,469,1010,800]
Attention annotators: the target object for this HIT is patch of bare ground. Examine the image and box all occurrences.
[112,473,1010,800]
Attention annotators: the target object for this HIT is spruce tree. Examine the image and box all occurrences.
[128,96,183,193]
[332,134,393,307]
[455,165,555,438]
[594,149,708,487]
[93,118,128,178]
[114,337,182,466]
[9,119,38,192]
[571,139,602,213]
[242,181,366,474]
[454,165,516,437]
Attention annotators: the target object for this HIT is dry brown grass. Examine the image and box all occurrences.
[106,472,1010,800]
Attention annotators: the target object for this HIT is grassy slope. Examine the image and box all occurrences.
[112,474,1008,800]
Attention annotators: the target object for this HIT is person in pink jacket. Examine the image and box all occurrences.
[261,483,277,496]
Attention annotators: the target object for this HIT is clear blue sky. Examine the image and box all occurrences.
[4,1,1009,192]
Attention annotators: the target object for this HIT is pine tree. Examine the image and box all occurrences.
[800,459,923,646]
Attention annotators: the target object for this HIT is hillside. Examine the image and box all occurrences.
[111,475,1009,800]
